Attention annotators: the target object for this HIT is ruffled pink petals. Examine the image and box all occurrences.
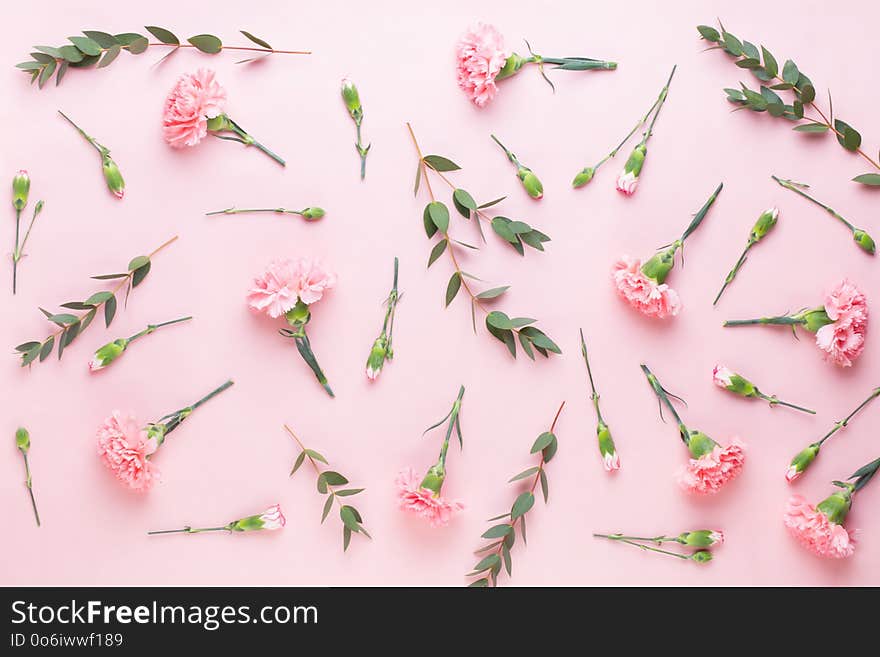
[96,411,159,492]
[247,257,336,318]
[395,467,463,528]
[677,440,746,495]
[258,504,286,530]
[785,465,802,483]
[162,68,227,148]
[296,259,338,305]
[455,23,510,107]
[712,365,734,389]
[602,451,621,472]
[784,495,856,559]
[815,279,868,367]
[616,170,638,195]
[611,256,681,319]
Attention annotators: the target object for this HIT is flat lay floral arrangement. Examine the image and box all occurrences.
[4,5,880,587]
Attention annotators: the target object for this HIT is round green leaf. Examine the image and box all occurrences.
[68,36,102,56]
[427,201,450,233]
[188,34,223,54]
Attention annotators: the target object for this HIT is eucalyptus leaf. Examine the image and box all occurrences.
[427,201,449,233]
[240,30,272,50]
[852,173,880,186]
[82,31,118,48]
[427,239,448,268]
[97,44,121,68]
[445,272,461,306]
[188,34,223,54]
[510,491,534,520]
[423,155,460,172]
[476,286,509,299]
[145,26,180,45]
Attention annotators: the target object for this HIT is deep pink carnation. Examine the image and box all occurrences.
[784,495,855,559]
[455,23,510,107]
[611,256,681,318]
[395,467,463,528]
[163,69,227,148]
[677,439,746,494]
[247,258,336,318]
[815,279,868,367]
[96,411,159,492]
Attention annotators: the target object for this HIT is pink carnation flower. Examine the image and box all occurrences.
[259,504,286,530]
[611,256,681,319]
[712,365,734,389]
[784,495,855,559]
[96,411,159,492]
[603,451,621,472]
[815,279,868,367]
[247,258,337,318]
[455,23,510,107]
[395,467,463,528]
[616,170,638,195]
[163,69,227,148]
[677,440,746,494]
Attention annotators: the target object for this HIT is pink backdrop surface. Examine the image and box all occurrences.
[2,0,879,586]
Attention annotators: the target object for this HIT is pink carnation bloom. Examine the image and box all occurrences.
[785,465,802,483]
[455,23,510,107]
[824,279,868,323]
[677,439,746,494]
[611,256,681,319]
[96,411,159,492]
[815,279,868,367]
[395,467,463,528]
[712,365,734,389]
[616,170,638,195]
[259,504,286,530]
[603,451,621,472]
[247,258,336,318]
[163,69,227,148]
[784,495,855,559]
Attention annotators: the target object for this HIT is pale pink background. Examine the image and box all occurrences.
[2,0,879,586]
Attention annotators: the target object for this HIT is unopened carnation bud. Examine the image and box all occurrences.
[677,529,724,547]
[690,550,713,564]
[786,442,820,482]
[89,338,128,372]
[597,422,620,471]
[853,229,876,255]
[16,427,30,453]
[302,207,325,221]
[750,207,778,242]
[102,154,125,199]
[518,168,543,199]
[572,167,595,188]
[616,143,646,196]
[713,365,756,397]
[13,170,30,211]
[341,78,362,117]
[365,336,387,381]
[230,504,287,531]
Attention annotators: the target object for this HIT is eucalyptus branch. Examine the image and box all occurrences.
[285,424,370,551]
[14,235,178,367]
[407,122,560,361]
[468,402,565,587]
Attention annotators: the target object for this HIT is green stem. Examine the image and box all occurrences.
[771,175,855,231]
[607,537,689,560]
[593,533,674,543]
[439,386,466,468]
[189,379,235,412]
[148,525,230,535]
[817,387,880,446]
[713,243,752,306]
[127,316,193,343]
[12,207,21,294]
[592,98,663,171]
[382,257,400,339]
[579,329,604,424]
[680,182,723,243]
[490,134,519,166]
[294,331,334,397]
[223,117,286,167]
[640,364,689,444]
[22,453,40,527]
[205,207,308,216]
[57,110,106,155]
[640,65,677,147]
[724,316,804,327]
[355,120,368,180]
[760,393,816,415]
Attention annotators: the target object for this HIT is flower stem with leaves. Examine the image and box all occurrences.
[341,79,370,179]
[16,428,40,527]
[713,207,778,305]
[468,401,565,587]
[14,235,178,367]
[366,257,401,381]
[205,206,325,221]
[285,424,370,551]
[58,111,125,198]
[11,170,44,295]
[407,123,560,360]
[490,135,543,199]
[579,329,619,471]
[147,380,234,446]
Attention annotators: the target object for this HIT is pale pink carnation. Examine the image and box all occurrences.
[616,170,638,195]
[815,279,868,367]
[259,504,286,530]
[824,279,868,324]
[677,439,746,494]
[784,495,855,558]
[455,23,510,107]
[712,365,734,389]
[603,451,621,472]
[395,467,463,528]
[611,256,681,319]
[96,411,159,492]
[247,258,336,318]
[162,69,227,148]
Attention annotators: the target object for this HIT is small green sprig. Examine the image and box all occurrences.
[11,170,44,295]
[14,235,177,367]
[16,428,41,527]
[341,79,370,180]
[594,530,720,563]
[771,176,874,255]
[365,257,401,381]
[490,135,543,199]
[58,111,124,199]
[17,28,310,89]
[579,329,619,471]
[407,123,560,360]
[468,402,565,587]
[697,21,880,186]
[205,206,325,221]
[285,424,370,551]
[714,207,778,305]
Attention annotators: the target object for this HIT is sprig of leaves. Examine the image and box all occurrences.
[16,28,310,89]
[697,21,880,186]
[407,123,560,360]
[14,236,177,367]
[468,402,564,587]
[285,425,370,552]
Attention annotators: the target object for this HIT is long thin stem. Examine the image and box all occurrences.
[147,526,229,535]
[640,364,688,443]
[724,315,804,327]
[817,387,880,446]
[579,329,603,424]
[12,208,21,294]
[592,96,663,170]
[57,110,106,154]
[382,257,400,338]
[615,538,689,560]
[221,118,286,166]
[205,207,308,216]
[189,379,234,412]
[772,176,855,231]
[22,453,40,527]
[490,134,519,165]
[127,316,192,343]
[438,386,466,468]
[713,243,752,306]
[760,394,816,415]
[18,201,44,255]
[640,65,677,146]
[593,533,673,543]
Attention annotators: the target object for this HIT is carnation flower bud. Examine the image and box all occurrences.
[713,365,756,397]
[677,530,724,547]
[597,422,620,471]
[12,170,30,211]
[366,337,387,381]
[518,168,544,199]
[816,484,853,525]
[89,338,128,372]
[301,207,325,221]
[230,504,286,531]
[102,154,125,199]
[750,207,779,242]
[786,442,820,482]
[572,167,595,188]
[16,427,30,453]
[853,229,876,255]
[341,78,362,117]
[690,550,713,564]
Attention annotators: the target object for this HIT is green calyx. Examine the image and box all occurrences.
[623,143,647,176]
[518,168,543,199]
[16,427,30,452]
[686,430,718,458]
[597,422,615,457]
[853,229,876,255]
[496,52,527,80]
[789,443,820,476]
[302,207,325,221]
[93,338,128,367]
[206,114,232,133]
[750,208,778,242]
[285,300,311,326]
[677,530,720,547]
[419,463,446,496]
[726,373,757,397]
[341,79,362,116]
[146,422,168,447]
[572,167,595,188]
[640,243,679,284]
[13,171,30,210]
[229,515,264,532]
[102,154,125,199]
[690,550,713,563]
[797,308,833,333]
[366,337,387,376]
[816,484,853,525]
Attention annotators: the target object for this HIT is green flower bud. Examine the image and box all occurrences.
[16,427,30,453]
[366,336,387,380]
[496,52,527,81]
[677,530,724,547]
[750,207,779,242]
[518,168,543,199]
[597,422,620,471]
[816,484,853,525]
[572,167,595,188]
[302,207,325,221]
[640,244,678,284]
[623,143,647,177]
[853,229,876,255]
[341,78,362,117]
[102,154,125,199]
[419,463,446,495]
[89,338,128,372]
[686,430,717,459]
[690,550,713,564]
[786,443,820,482]
[12,170,30,211]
